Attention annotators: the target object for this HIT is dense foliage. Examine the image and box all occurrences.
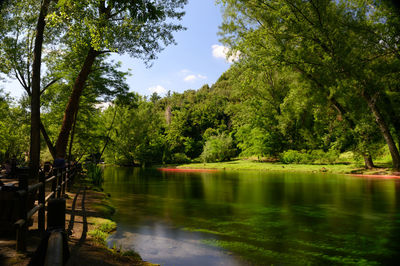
[1,0,400,169]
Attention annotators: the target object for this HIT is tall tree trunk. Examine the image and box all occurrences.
[30,0,51,179]
[363,154,375,169]
[55,47,98,159]
[380,93,400,146]
[68,107,79,162]
[362,91,400,170]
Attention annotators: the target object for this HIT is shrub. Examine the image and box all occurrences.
[171,153,191,164]
[236,125,282,157]
[338,151,355,162]
[280,149,339,164]
[200,134,236,162]
[280,150,307,164]
[313,149,339,164]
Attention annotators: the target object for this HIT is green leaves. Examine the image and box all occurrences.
[48,0,187,62]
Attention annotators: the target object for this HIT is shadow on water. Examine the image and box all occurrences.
[103,167,400,265]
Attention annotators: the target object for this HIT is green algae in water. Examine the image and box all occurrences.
[103,167,400,265]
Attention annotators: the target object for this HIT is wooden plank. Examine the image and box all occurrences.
[27,203,43,220]
[45,175,56,183]
[28,182,43,192]
[45,191,55,202]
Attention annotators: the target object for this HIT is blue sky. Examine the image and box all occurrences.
[1,0,232,99]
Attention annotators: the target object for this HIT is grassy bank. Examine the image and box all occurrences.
[176,159,394,175]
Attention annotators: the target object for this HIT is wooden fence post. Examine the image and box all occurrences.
[62,167,66,196]
[51,168,57,199]
[56,168,62,199]
[38,169,45,234]
[45,198,68,265]
[16,167,29,251]
[44,232,64,266]
[47,198,65,230]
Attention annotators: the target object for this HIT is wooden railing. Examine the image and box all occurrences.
[12,162,80,251]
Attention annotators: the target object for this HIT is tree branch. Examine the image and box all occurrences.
[40,78,60,95]
[14,69,31,96]
[40,120,56,159]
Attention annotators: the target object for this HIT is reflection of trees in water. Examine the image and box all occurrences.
[102,167,400,265]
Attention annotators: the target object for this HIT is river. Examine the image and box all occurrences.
[103,167,400,265]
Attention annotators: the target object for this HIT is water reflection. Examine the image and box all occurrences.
[109,220,241,266]
[104,167,400,265]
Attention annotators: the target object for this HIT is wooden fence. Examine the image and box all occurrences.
[0,162,80,251]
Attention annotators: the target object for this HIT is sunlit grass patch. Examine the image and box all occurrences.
[88,217,117,245]
[177,160,358,173]
[89,217,117,233]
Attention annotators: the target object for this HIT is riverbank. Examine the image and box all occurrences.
[65,184,152,266]
[176,159,395,175]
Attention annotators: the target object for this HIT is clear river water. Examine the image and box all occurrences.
[103,167,400,265]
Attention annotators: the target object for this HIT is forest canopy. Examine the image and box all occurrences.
[1,0,400,170]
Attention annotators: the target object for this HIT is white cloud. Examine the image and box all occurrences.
[183,74,208,82]
[212,44,240,63]
[148,85,167,94]
[184,75,197,82]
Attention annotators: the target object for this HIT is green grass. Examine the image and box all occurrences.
[176,158,400,175]
[88,217,117,245]
[87,217,144,263]
[176,160,363,174]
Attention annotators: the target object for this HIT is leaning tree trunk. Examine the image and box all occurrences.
[380,93,400,146]
[68,107,79,162]
[363,154,375,169]
[362,91,400,170]
[55,47,98,159]
[30,0,51,179]
[330,97,376,169]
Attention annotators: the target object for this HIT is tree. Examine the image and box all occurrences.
[200,133,236,162]
[218,0,400,169]
[0,91,30,162]
[40,51,130,161]
[49,0,187,159]
[103,95,165,166]
[0,0,55,177]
